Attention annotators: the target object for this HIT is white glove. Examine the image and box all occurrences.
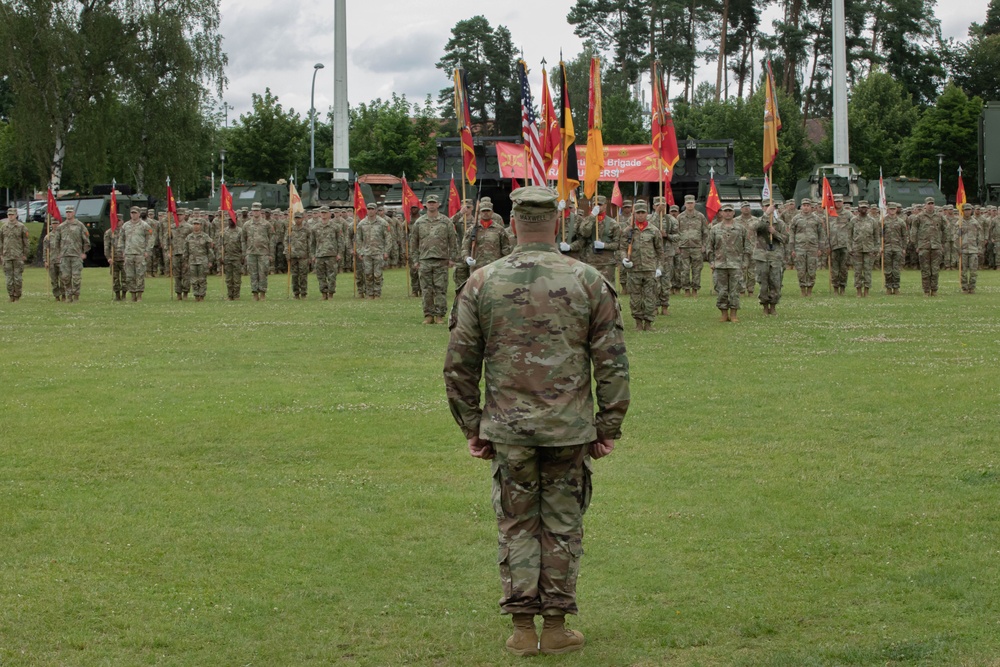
[559,242,571,252]
[655,268,663,278]
[465,256,476,267]
[594,240,605,250]
[591,205,600,216]
[622,258,634,269]
[557,200,567,212]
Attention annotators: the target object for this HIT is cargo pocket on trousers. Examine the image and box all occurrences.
[581,457,594,515]
[498,542,513,599]
[566,539,584,591]
[491,458,505,520]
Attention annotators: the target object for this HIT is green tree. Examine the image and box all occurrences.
[567,0,649,91]
[901,84,983,196]
[847,72,919,179]
[227,89,309,183]
[349,94,437,178]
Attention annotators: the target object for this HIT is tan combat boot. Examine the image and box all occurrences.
[540,613,584,655]
[729,308,739,323]
[434,316,445,324]
[719,309,730,322]
[692,289,698,298]
[684,288,691,297]
[807,286,813,296]
[422,315,434,325]
[800,287,806,297]
[506,613,539,656]
[863,287,869,297]
[635,318,643,330]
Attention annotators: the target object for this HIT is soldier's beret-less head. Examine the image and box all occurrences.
[511,186,559,224]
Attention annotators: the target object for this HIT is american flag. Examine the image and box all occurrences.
[517,60,547,186]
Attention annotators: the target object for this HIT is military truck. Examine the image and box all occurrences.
[978,101,1000,205]
[46,187,154,266]
[793,164,867,206]
[865,176,944,209]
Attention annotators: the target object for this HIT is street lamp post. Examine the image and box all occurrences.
[310,63,325,174]
[937,153,945,191]
[220,149,227,184]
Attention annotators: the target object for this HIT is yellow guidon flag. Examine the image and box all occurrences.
[763,60,782,174]
[584,56,604,200]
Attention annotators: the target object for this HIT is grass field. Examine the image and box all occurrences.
[1,265,999,667]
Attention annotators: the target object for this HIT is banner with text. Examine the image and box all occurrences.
[495,142,675,182]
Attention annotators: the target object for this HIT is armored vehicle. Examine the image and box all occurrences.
[47,187,154,266]
[793,164,867,206]
[865,177,944,209]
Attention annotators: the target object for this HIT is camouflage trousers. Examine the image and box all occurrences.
[315,256,339,295]
[110,261,125,294]
[409,259,420,296]
[418,259,449,316]
[48,262,62,299]
[943,241,957,269]
[172,255,190,295]
[273,242,286,274]
[715,267,740,310]
[492,443,591,616]
[627,270,658,322]
[657,264,672,308]
[125,255,146,293]
[247,254,270,294]
[742,257,756,292]
[591,264,616,289]
[884,249,903,290]
[59,256,83,297]
[453,264,470,287]
[190,263,208,297]
[918,249,942,293]
[289,258,310,296]
[756,257,784,305]
[678,247,703,291]
[353,256,367,296]
[148,245,162,276]
[361,256,384,297]
[794,251,819,288]
[224,260,242,299]
[853,252,875,289]
[671,255,682,291]
[961,253,979,291]
[831,248,850,289]
[618,264,630,294]
[3,259,24,297]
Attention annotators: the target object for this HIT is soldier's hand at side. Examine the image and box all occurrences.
[79,253,86,260]
[468,436,494,460]
[589,438,615,459]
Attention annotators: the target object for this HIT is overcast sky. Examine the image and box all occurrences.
[219,0,991,122]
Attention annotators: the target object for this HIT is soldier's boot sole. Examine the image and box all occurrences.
[729,309,739,323]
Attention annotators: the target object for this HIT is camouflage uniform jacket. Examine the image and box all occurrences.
[828,215,851,250]
[183,231,215,266]
[444,242,630,446]
[708,221,750,269]
[242,219,274,257]
[576,215,621,267]
[651,213,679,258]
[620,222,663,271]
[0,220,30,260]
[285,224,313,259]
[221,225,244,261]
[43,224,61,264]
[959,217,983,253]
[57,219,90,258]
[158,217,172,248]
[103,228,126,262]
[462,221,512,265]
[882,216,907,252]
[410,212,457,261]
[750,214,788,261]
[789,212,826,253]
[313,220,342,258]
[171,222,193,256]
[676,210,709,250]
[909,211,947,250]
[121,219,154,256]
[356,216,392,257]
[451,210,472,248]
[850,213,881,253]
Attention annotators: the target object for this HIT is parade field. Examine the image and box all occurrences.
[3,266,1000,667]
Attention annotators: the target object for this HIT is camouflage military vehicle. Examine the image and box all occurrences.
[47,188,154,266]
[865,176,944,209]
[793,164,867,206]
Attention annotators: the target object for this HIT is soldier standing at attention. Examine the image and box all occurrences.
[121,206,153,301]
[789,198,825,296]
[850,201,880,297]
[651,196,679,315]
[171,210,194,299]
[285,211,312,299]
[220,212,245,300]
[451,199,473,285]
[882,203,907,294]
[407,204,422,296]
[243,202,274,301]
[616,200,632,293]
[752,204,788,316]
[409,194,457,324]
[57,206,90,302]
[356,202,392,299]
[959,203,983,294]
[313,207,342,300]
[43,217,64,301]
[445,185,630,657]
[828,195,851,295]
[462,199,512,274]
[909,197,947,296]
[708,203,749,322]
[736,202,757,295]
[619,200,664,330]
[183,218,215,301]
[145,210,160,277]
[103,219,126,301]
[676,194,708,297]
[0,207,30,302]
[576,195,621,285]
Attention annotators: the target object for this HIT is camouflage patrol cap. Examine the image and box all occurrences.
[924,197,936,204]
[319,206,330,212]
[480,200,493,211]
[633,200,648,213]
[366,202,376,209]
[684,194,695,203]
[653,196,665,205]
[670,204,680,212]
[7,207,16,215]
[888,202,901,209]
[294,211,303,218]
[596,195,607,205]
[858,200,869,208]
[251,202,262,210]
[191,217,203,225]
[511,186,558,223]
[481,197,492,205]
[739,201,751,208]
[462,198,473,205]
[833,194,844,202]
[425,194,441,204]
[800,198,813,206]
[721,202,734,212]
[621,200,633,208]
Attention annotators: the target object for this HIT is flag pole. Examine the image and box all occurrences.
[826,207,833,295]
[958,166,964,292]
[352,207,358,298]
[402,172,411,296]
[45,197,52,296]
[110,178,116,299]
[168,178,173,298]
[287,178,294,299]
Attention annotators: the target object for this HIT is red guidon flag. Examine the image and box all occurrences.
[401,175,421,223]
[166,179,180,226]
[447,174,462,218]
[664,181,675,207]
[956,169,967,210]
[353,180,367,219]
[453,67,477,185]
[821,176,838,217]
[220,182,237,224]
[706,177,721,222]
[47,187,63,223]
[611,179,623,209]
[651,60,679,175]
[109,181,119,232]
[540,64,561,177]
[763,60,782,174]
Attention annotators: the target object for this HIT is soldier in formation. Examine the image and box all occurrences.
[409,194,457,324]
[708,203,750,322]
[43,217,63,300]
[285,211,312,299]
[882,203,907,294]
[752,204,788,316]
[0,207,30,302]
[313,206,343,300]
[736,202,757,295]
[850,201,881,297]
[958,203,982,294]
[103,220,126,300]
[652,196,679,315]
[183,218,215,301]
[56,206,90,302]
[909,197,948,296]
[451,199,474,286]
[828,195,851,295]
[356,202,392,298]
[676,195,708,297]
[576,196,621,285]
[462,199,512,275]
[243,202,275,300]
[789,198,825,296]
[619,200,664,330]
[122,206,154,301]
[220,211,245,300]
[171,210,193,299]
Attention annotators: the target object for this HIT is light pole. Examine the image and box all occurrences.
[220,149,227,184]
[310,63,325,173]
[937,153,945,191]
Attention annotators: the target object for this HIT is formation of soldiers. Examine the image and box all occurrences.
[9,192,1000,314]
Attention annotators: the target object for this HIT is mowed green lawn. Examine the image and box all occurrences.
[1,265,999,667]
